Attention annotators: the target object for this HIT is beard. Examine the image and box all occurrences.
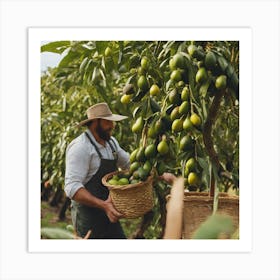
[96,120,112,141]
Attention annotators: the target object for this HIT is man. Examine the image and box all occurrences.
[64,103,130,239]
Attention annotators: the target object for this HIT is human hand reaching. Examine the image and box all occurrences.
[159,172,178,185]
[159,173,184,239]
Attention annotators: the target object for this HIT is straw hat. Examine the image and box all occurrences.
[77,103,128,126]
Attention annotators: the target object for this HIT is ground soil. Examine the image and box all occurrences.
[41,201,72,228]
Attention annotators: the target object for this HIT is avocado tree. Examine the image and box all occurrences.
[41,40,239,238]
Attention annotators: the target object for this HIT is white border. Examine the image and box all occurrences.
[1,1,279,279]
[29,27,252,253]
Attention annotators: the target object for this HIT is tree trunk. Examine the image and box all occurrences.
[129,210,154,239]
[41,184,52,201]
[203,89,226,195]
[157,191,167,239]
[59,196,71,220]
[49,187,63,207]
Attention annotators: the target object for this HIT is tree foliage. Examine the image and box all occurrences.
[41,40,239,238]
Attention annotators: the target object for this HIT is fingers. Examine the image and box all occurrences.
[109,208,123,223]
[159,172,176,184]
[104,196,124,222]
[111,207,123,218]
[108,212,122,223]
[108,215,118,223]
[73,229,92,239]
[84,229,92,239]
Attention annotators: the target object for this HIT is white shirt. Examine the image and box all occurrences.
[64,129,130,199]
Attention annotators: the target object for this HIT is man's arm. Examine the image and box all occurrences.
[64,141,92,199]
[72,187,123,223]
[65,140,122,223]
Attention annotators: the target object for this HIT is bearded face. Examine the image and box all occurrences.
[96,119,113,141]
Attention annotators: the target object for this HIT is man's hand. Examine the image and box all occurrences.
[73,188,123,223]
[103,196,123,223]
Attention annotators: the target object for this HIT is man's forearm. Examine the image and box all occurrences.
[72,187,123,223]
[72,187,105,210]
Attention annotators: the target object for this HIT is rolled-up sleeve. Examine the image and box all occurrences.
[64,142,90,199]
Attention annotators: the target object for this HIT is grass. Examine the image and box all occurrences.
[41,201,162,239]
[41,201,72,230]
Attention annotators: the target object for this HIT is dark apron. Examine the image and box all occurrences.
[71,132,126,239]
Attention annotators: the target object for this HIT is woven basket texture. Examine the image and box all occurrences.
[182,192,239,239]
[166,191,239,239]
[102,170,154,219]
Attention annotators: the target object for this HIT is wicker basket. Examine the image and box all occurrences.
[102,170,154,219]
[166,191,239,239]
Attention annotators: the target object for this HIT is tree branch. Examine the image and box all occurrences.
[203,89,226,195]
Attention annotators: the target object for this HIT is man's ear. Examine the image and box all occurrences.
[88,119,97,130]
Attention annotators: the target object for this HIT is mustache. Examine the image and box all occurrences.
[96,123,112,141]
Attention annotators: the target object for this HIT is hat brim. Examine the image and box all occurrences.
[77,114,128,127]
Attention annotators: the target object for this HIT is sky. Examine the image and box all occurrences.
[41,41,66,73]
[41,51,62,72]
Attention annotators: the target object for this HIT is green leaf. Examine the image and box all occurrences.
[217,56,228,73]
[129,54,140,68]
[91,67,97,82]
[192,214,234,239]
[126,74,137,85]
[132,106,142,119]
[118,41,124,65]
[165,104,175,115]
[192,102,202,117]
[132,90,147,103]
[41,41,71,54]
[150,98,161,113]
[177,43,186,53]
[62,96,67,111]
[162,41,175,57]
[84,58,94,74]
[197,157,208,171]
[159,57,169,69]
[178,150,193,162]
[81,42,95,50]
[41,227,75,239]
[226,64,234,79]
[79,57,89,73]
[99,69,106,81]
[58,49,79,68]
[95,41,108,54]
[101,56,106,70]
[199,79,211,98]
[165,79,173,91]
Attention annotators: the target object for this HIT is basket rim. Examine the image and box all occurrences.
[102,169,153,190]
[166,191,239,202]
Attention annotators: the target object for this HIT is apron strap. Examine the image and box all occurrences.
[84,131,103,159]
[85,132,118,161]
[108,138,118,161]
